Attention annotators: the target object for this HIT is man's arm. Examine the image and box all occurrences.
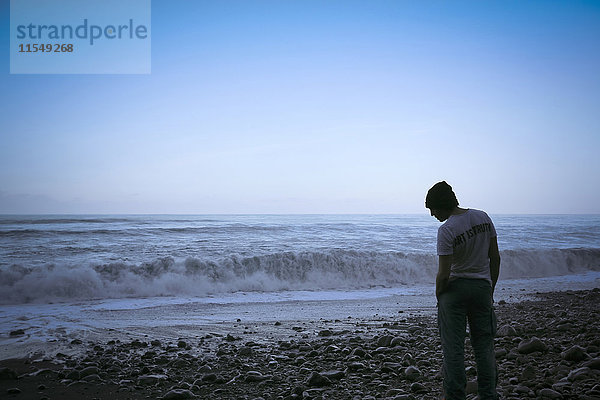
[436,255,452,300]
[488,236,500,294]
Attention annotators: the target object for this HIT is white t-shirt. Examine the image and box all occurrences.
[437,209,497,283]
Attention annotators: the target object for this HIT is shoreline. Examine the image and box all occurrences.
[1,289,599,399]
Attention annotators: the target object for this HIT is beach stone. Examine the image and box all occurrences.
[539,388,563,399]
[518,337,547,354]
[239,346,253,356]
[201,373,217,382]
[6,387,22,394]
[79,366,99,378]
[410,382,427,393]
[82,373,102,382]
[321,370,345,380]
[161,388,196,399]
[0,368,18,380]
[567,367,591,381]
[138,374,167,385]
[318,329,332,337]
[561,345,588,362]
[404,366,421,380]
[583,357,600,369]
[346,362,365,371]
[9,329,25,336]
[497,324,517,337]
[245,371,268,382]
[306,371,331,387]
[177,340,187,348]
[351,348,366,357]
[377,335,393,347]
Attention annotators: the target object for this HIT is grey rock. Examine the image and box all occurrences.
[497,324,517,337]
[567,367,591,381]
[6,388,21,394]
[138,374,167,385]
[245,371,268,382]
[79,366,99,378]
[306,371,331,387]
[377,335,393,347]
[404,366,421,380]
[321,370,345,380]
[410,382,427,393]
[561,345,588,362]
[539,388,563,399]
[583,357,600,369]
[518,337,547,354]
[161,389,196,399]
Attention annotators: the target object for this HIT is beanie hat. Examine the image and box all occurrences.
[425,181,459,210]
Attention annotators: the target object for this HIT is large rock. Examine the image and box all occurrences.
[518,337,547,354]
[561,345,588,362]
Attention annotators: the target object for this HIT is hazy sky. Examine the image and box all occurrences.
[1,0,599,214]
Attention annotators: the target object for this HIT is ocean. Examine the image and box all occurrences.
[1,214,599,358]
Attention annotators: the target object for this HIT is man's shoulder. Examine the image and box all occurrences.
[468,208,491,220]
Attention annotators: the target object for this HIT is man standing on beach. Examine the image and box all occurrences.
[425,181,500,400]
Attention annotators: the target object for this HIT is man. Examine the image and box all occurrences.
[425,181,500,400]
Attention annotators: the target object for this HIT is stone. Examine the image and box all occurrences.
[177,340,187,348]
[245,371,268,382]
[9,329,25,336]
[539,388,563,399]
[6,388,21,394]
[410,382,427,393]
[567,367,591,381]
[306,372,331,387]
[79,366,99,378]
[561,345,588,362]
[497,324,517,337]
[404,366,421,380]
[583,357,600,369]
[321,370,345,380]
[161,389,196,399]
[518,337,547,354]
[377,335,393,347]
[318,329,332,337]
[138,374,167,385]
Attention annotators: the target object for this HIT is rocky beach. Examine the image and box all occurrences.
[1,288,599,400]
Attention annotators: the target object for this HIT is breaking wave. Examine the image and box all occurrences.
[0,248,598,304]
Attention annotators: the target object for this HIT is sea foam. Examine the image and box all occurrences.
[1,248,598,304]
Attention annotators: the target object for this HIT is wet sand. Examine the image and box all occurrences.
[1,289,600,400]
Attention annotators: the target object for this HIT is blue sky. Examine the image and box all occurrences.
[1,0,599,214]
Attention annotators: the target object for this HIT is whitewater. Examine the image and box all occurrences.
[1,214,599,304]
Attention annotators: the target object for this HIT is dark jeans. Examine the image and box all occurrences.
[437,278,497,400]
